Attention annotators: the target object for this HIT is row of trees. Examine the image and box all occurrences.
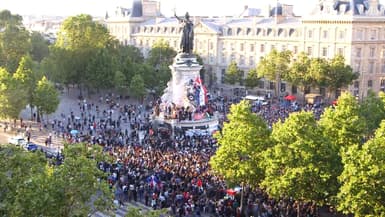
[0,10,179,119]
[225,50,357,98]
[0,10,59,120]
[42,14,177,99]
[210,92,385,217]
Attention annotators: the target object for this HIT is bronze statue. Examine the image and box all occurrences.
[174,11,194,54]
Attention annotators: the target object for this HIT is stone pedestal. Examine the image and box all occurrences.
[161,53,202,108]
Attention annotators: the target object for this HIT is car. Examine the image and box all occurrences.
[23,143,38,152]
[8,136,27,146]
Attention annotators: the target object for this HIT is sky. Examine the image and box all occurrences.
[1,0,320,17]
[2,0,385,18]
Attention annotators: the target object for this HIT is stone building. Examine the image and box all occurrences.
[104,0,385,99]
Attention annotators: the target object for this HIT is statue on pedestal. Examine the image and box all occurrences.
[174,11,194,54]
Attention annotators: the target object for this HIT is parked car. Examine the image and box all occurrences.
[8,136,27,146]
[23,143,38,152]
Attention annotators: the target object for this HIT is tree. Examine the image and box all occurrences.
[359,90,385,136]
[34,76,60,119]
[262,112,341,213]
[54,14,114,93]
[257,49,292,98]
[114,70,129,95]
[13,55,42,118]
[320,55,358,99]
[210,100,271,186]
[0,145,48,216]
[129,73,146,100]
[84,47,117,92]
[319,92,366,151]
[224,61,243,85]
[337,120,385,217]
[0,10,31,73]
[30,31,50,62]
[0,143,112,217]
[0,67,28,119]
[146,39,176,68]
[244,68,260,89]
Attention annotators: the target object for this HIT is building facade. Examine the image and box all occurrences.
[105,0,385,98]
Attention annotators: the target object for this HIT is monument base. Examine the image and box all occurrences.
[152,112,219,137]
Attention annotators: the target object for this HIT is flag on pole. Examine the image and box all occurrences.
[195,76,207,106]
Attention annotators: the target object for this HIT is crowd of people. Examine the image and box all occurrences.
[37,92,327,217]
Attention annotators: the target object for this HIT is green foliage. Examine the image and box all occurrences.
[257,49,292,97]
[85,48,116,90]
[34,76,59,116]
[337,121,385,217]
[0,67,28,119]
[0,10,23,28]
[210,100,271,186]
[13,55,42,111]
[319,92,366,150]
[245,68,260,89]
[129,73,146,99]
[359,90,385,136]
[0,10,31,73]
[146,39,176,67]
[30,31,50,62]
[53,14,115,88]
[0,143,112,217]
[114,70,129,94]
[320,55,358,97]
[224,61,243,85]
[262,111,341,205]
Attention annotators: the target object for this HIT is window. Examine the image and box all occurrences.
[260,44,265,52]
[282,45,286,51]
[293,46,298,54]
[230,54,236,62]
[280,83,286,92]
[249,56,254,66]
[240,55,245,65]
[356,48,362,57]
[221,53,226,64]
[339,30,345,39]
[322,47,328,57]
[307,46,313,56]
[240,43,244,52]
[270,45,275,51]
[269,82,275,90]
[210,41,214,50]
[221,69,226,83]
[230,43,235,51]
[250,44,254,52]
[355,61,361,72]
[354,81,359,88]
[369,62,375,73]
[370,47,375,57]
[258,80,265,89]
[368,80,373,88]
[381,79,385,91]
[308,30,313,38]
[370,29,377,40]
[356,29,363,40]
[338,48,344,56]
[382,61,385,73]
[323,30,328,39]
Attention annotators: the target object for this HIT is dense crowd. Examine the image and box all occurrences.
[39,93,326,217]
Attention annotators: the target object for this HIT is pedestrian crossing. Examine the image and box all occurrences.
[91,201,152,217]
